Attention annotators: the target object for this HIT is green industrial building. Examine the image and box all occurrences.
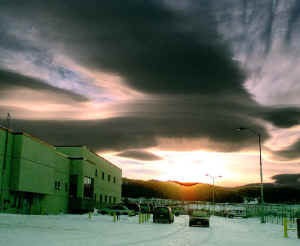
[0,127,122,214]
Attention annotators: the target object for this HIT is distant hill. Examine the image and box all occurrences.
[122,178,300,203]
[122,178,242,203]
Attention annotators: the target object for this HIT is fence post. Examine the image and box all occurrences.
[297,218,300,239]
[284,218,288,238]
[113,212,116,223]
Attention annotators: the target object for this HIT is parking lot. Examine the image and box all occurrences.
[0,213,299,246]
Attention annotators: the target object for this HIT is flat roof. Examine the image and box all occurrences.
[55,145,121,171]
[0,126,14,133]
[55,145,84,147]
[0,128,120,170]
[0,128,69,159]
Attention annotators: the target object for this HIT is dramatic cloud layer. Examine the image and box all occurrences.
[117,150,163,161]
[272,139,300,160]
[1,0,300,173]
[257,107,300,128]
[271,173,300,185]
[0,69,88,102]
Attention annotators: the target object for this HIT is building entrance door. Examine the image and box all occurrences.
[20,193,33,214]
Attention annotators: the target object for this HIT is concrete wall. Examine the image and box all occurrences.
[0,128,14,211]
[57,146,122,210]
[83,147,122,204]
[0,131,122,214]
[1,130,70,214]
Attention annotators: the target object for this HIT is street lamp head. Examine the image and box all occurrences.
[236,127,260,136]
[206,174,222,178]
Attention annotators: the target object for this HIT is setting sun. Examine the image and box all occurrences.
[153,151,230,183]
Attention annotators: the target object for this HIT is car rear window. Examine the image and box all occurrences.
[127,204,138,209]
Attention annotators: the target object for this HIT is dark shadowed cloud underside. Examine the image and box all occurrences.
[1,0,300,166]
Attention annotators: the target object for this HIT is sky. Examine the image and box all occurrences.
[1,0,300,187]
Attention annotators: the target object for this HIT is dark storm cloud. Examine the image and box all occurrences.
[260,0,276,54]
[286,1,300,43]
[12,118,158,152]
[272,139,300,160]
[117,150,163,161]
[11,104,269,154]
[1,0,300,159]
[257,107,300,128]
[0,69,88,102]
[0,0,246,95]
[271,173,300,185]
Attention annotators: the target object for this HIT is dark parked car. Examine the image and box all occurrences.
[98,205,135,216]
[153,206,174,224]
[189,210,210,227]
[226,209,248,218]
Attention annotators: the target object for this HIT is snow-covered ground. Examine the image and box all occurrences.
[0,213,299,246]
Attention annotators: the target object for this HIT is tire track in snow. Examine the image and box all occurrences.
[106,216,189,246]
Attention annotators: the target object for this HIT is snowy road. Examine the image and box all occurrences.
[0,213,299,246]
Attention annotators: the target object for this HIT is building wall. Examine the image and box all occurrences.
[10,134,54,194]
[54,146,84,159]
[83,147,122,204]
[83,147,122,205]
[57,146,122,211]
[0,131,122,215]
[0,128,14,212]
[1,130,70,214]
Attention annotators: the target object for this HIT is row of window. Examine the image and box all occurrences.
[83,176,119,203]
[83,177,94,198]
[95,170,117,183]
[99,194,116,204]
[54,180,68,192]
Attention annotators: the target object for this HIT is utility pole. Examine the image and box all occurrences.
[236,127,265,223]
[6,113,11,129]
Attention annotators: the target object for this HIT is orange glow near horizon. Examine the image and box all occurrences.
[103,148,300,187]
[142,150,241,185]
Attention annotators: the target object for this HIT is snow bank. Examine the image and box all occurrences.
[0,213,298,246]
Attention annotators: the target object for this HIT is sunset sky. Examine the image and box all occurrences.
[1,0,300,187]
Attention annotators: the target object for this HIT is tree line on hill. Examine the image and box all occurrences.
[122,178,300,203]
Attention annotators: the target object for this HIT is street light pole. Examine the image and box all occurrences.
[206,174,222,215]
[236,127,265,223]
[258,134,265,223]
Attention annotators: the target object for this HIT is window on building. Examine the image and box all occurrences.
[55,181,61,191]
[113,197,116,203]
[108,175,111,182]
[113,177,116,183]
[100,194,103,204]
[95,169,98,177]
[104,195,107,203]
[83,176,94,198]
[102,172,105,180]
